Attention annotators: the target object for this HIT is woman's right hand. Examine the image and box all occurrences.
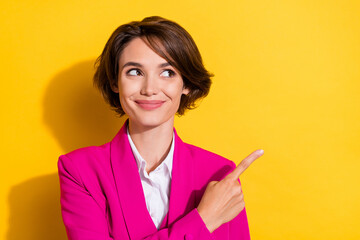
[196,149,264,233]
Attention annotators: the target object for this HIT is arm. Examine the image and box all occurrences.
[229,206,251,239]
[142,209,214,239]
[58,155,113,240]
[58,155,214,240]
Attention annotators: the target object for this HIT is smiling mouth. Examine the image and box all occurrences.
[135,100,165,110]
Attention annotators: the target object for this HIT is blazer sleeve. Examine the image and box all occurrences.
[58,155,113,240]
[142,208,213,240]
[229,207,251,239]
[58,155,214,240]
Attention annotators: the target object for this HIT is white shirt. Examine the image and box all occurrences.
[127,127,174,229]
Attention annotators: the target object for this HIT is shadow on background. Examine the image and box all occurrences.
[7,174,67,240]
[7,60,126,239]
[42,59,125,153]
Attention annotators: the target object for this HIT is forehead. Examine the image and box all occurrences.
[119,37,168,66]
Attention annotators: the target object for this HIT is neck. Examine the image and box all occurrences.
[128,117,174,173]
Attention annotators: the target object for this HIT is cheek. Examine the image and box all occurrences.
[117,80,137,114]
[166,81,185,99]
[118,78,137,99]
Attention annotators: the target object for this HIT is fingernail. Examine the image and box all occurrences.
[258,149,264,155]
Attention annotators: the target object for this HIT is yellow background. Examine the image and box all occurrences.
[1,0,359,239]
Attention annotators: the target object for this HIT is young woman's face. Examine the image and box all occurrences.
[113,37,189,128]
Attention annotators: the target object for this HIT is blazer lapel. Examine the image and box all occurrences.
[109,120,196,238]
[110,120,157,239]
[167,129,196,225]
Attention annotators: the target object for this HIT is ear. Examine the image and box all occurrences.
[111,83,119,93]
[182,87,190,95]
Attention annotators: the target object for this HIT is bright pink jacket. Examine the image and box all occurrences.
[58,120,250,240]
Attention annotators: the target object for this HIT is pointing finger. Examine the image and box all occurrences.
[227,149,264,181]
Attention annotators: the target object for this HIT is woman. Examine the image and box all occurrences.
[58,16,264,240]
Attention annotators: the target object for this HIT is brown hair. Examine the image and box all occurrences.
[93,16,213,116]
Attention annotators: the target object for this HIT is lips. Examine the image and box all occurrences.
[135,100,165,110]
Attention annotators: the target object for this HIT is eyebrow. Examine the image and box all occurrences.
[122,61,171,69]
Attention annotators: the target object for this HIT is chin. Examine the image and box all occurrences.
[129,113,174,129]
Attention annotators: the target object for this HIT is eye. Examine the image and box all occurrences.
[160,69,176,78]
[126,68,142,76]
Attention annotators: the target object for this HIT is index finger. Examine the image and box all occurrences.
[227,149,264,181]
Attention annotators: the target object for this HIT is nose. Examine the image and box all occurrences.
[140,74,159,96]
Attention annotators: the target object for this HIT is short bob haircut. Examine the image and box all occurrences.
[93,16,213,116]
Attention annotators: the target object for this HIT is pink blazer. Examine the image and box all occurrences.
[58,120,250,240]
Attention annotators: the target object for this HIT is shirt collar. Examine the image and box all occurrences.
[126,126,174,176]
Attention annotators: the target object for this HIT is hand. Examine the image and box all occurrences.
[196,149,264,233]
